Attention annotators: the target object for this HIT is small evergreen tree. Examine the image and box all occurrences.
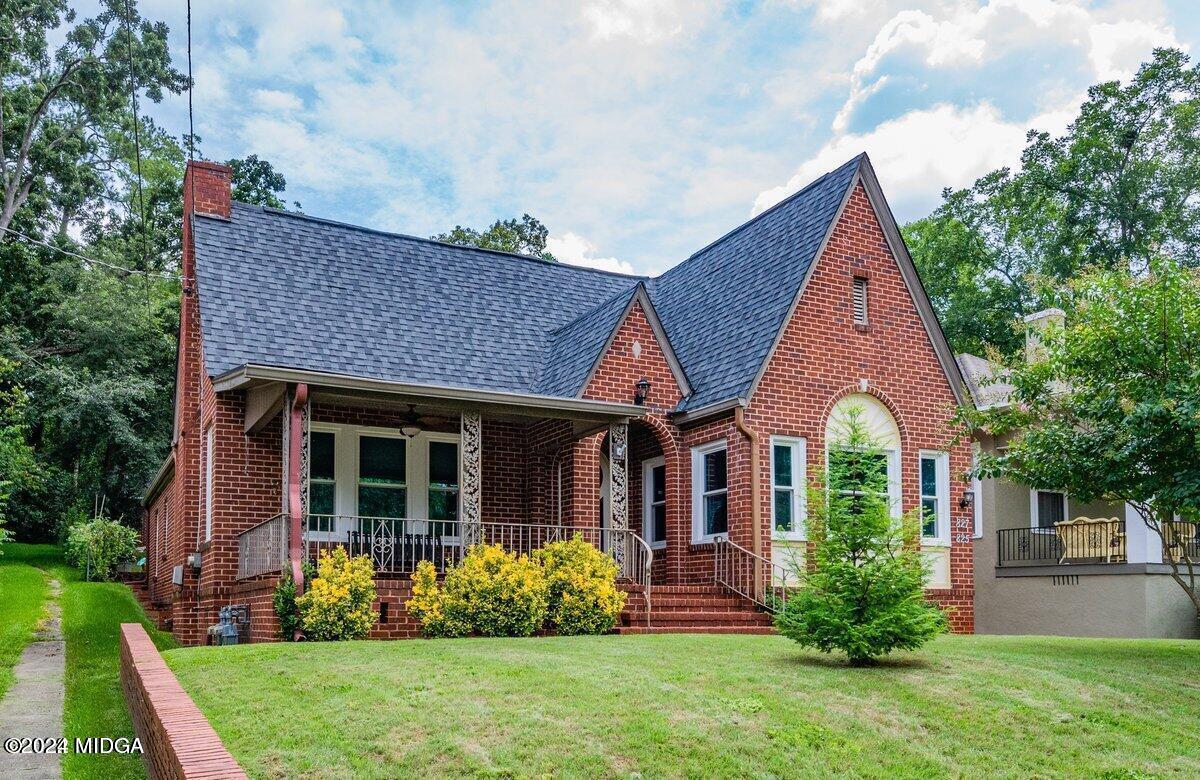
[775,407,947,665]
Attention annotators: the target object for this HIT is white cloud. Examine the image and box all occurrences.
[253,89,303,112]
[580,0,714,43]
[834,0,1181,132]
[547,232,636,275]
[754,101,1077,219]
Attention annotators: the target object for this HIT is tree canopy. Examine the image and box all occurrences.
[905,48,1200,358]
[433,213,557,261]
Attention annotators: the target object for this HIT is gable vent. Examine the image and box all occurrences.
[852,276,868,325]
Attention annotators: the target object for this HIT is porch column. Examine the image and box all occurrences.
[461,410,483,547]
[609,421,629,571]
[287,384,310,597]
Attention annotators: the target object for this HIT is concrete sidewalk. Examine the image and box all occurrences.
[0,577,64,779]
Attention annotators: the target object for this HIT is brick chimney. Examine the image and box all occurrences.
[1023,308,1064,363]
[181,160,232,280]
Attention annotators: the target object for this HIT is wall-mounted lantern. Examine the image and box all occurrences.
[634,378,651,406]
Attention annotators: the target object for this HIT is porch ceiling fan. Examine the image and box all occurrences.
[400,404,440,438]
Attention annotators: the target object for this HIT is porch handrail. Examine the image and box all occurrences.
[713,536,790,612]
[236,513,288,580]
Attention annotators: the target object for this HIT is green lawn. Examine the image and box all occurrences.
[167,633,1200,779]
[0,543,176,780]
[0,543,51,698]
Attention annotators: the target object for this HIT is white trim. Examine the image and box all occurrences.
[1030,488,1068,531]
[770,436,807,541]
[971,444,983,539]
[919,450,950,546]
[642,455,667,550]
[203,425,214,541]
[691,438,729,544]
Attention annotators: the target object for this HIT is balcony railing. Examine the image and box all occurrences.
[236,514,654,623]
[997,522,1126,567]
[1163,520,1200,563]
[713,537,791,612]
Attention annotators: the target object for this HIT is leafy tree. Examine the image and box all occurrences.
[775,407,948,665]
[906,48,1200,358]
[0,0,187,234]
[226,154,298,210]
[0,356,39,548]
[433,213,557,261]
[958,260,1200,620]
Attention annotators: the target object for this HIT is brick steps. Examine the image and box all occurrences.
[618,583,775,634]
[126,580,171,630]
[617,625,776,635]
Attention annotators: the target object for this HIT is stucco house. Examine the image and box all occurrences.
[141,154,975,645]
[960,312,1200,639]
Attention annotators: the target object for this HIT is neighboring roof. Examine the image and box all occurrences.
[956,353,1014,409]
[194,152,960,415]
[648,155,862,411]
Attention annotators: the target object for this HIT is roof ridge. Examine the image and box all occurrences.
[656,153,864,279]
[220,202,650,281]
[547,282,640,337]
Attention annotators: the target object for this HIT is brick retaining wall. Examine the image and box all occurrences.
[119,623,246,779]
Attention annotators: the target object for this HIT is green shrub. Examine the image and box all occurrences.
[272,561,316,641]
[296,547,377,641]
[63,517,139,581]
[407,544,548,638]
[534,534,626,635]
[775,406,948,665]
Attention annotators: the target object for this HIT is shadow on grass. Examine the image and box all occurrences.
[773,649,937,672]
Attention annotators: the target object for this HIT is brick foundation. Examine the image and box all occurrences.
[119,623,246,779]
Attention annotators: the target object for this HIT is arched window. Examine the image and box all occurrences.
[824,394,901,519]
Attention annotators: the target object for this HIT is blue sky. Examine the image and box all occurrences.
[135,0,1198,276]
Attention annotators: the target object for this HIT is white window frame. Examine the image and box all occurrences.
[691,439,728,544]
[919,450,950,546]
[770,436,807,541]
[642,456,667,550]
[203,425,214,541]
[419,432,461,537]
[355,428,410,522]
[1030,489,1068,532]
[971,444,983,539]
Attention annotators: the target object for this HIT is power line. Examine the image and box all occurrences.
[0,225,184,281]
[122,0,150,271]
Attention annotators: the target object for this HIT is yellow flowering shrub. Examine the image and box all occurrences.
[407,544,548,637]
[534,534,626,635]
[296,547,377,641]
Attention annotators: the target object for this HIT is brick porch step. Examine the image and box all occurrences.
[617,625,777,635]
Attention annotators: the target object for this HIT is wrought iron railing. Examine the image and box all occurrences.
[236,513,288,579]
[1163,520,1200,563]
[238,514,654,625]
[997,521,1126,567]
[713,537,791,612]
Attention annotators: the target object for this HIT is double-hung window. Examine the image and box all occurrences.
[691,441,728,543]
[427,439,459,535]
[828,447,890,514]
[357,435,407,532]
[919,451,950,545]
[771,437,806,540]
[203,425,214,541]
[643,456,666,549]
[1032,490,1066,530]
[308,431,337,532]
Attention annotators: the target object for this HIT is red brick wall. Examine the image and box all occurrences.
[745,182,974,632]
[119,623,247,779]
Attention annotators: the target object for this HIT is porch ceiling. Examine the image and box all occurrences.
[217,363,647,427]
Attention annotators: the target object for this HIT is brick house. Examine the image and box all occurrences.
[142,153,975,645]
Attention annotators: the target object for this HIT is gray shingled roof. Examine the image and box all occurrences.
[649,155,862,410]
[194,207,641,395]
[193,155,864,411]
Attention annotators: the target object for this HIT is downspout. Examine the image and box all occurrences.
[734,406,762,601]
[288,383,309,600]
